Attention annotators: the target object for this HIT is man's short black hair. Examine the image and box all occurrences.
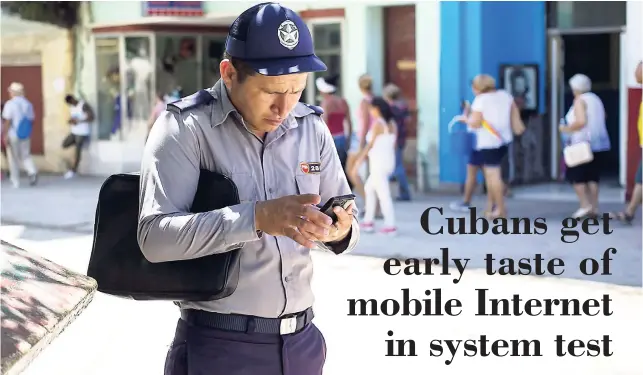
[65,94,76,104]
[222,51,257,83]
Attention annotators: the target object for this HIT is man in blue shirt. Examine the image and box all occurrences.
[141,3,359,374]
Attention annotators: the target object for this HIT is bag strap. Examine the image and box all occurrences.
[482,119,507,143]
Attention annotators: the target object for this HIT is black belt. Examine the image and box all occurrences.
[180,307,314,335]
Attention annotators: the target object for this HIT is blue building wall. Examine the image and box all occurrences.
[439,1,546,184]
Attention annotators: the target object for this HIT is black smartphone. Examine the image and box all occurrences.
[318,194,356,223]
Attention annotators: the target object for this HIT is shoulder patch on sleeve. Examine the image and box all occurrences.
[304,103,324,116]
[167,89,215,114]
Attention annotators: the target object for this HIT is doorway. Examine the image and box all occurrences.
[0,64,44,155]
[549,29,624,184]
[383,5,417,177]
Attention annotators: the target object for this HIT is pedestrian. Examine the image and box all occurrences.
[354,96,398,235]
[1,101,9,179]
[609,61,643,224]
[62,94,94,179]
[383,83,412,201]
[138,3,360,374]
[345,74,373,200]
[1,82,38,188]
[455,74,525,218]
[316,75,352,175]
[559,74,611,219]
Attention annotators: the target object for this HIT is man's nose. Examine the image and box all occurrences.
[271,95,291,118]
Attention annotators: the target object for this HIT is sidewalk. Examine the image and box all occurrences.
[2,175,641,286]
[0,228,641,375]
[1,175,642,374]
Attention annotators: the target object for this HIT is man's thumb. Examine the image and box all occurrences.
[296,194,321,205]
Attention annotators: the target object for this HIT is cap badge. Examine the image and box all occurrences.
[277,20,299,50]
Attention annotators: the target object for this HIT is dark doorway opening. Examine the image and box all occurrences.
[562,32,621,181]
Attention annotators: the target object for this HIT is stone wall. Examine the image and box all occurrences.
[1,28,74,173]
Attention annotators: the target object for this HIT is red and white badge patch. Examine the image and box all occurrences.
[300,162,321,174]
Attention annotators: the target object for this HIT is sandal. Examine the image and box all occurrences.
[609,212,634,225]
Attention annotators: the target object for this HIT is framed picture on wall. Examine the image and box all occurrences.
[499,64,539,112]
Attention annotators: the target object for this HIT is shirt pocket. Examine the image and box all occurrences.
[229,173,258,203]
[295,174,321,196]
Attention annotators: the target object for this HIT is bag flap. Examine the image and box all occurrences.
[88,169,243,301]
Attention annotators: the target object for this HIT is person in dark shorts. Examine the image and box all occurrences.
[559,74,611,218]
[62,94,94,179]
[452,74,525,218]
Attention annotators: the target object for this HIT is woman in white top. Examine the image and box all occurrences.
[559,74,611,218]
[458,74,525,218]
[354,97,398,235]
[62,94,94,179]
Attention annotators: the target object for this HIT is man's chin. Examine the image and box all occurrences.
[261,121,283,131]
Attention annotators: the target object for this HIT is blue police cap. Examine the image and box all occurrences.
[225,2,327,76]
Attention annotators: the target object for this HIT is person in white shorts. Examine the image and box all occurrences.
[353,96,398,235]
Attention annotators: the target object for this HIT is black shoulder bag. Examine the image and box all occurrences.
[86,169,242,301]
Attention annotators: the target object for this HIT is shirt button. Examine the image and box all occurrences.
[284,275,292,282]
[269,188,274,194]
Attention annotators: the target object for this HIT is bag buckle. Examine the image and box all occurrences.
[279,316,297,335]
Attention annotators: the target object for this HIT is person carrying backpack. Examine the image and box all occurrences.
[1,82,38,187]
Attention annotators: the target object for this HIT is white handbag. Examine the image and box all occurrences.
[563,141,593,167]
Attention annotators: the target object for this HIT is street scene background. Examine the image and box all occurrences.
[1,1,643,374]
[1,175,642,374]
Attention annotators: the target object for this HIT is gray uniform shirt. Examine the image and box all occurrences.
[138,80,359,318]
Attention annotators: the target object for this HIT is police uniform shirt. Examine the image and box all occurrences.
[138,79,360,318]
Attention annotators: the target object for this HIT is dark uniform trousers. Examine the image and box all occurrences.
[165,314,327,375]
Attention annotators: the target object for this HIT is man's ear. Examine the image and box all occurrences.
[219,59,236,88]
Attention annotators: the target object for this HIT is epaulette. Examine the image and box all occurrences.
[304,103,324,116]
[167,89,215,114]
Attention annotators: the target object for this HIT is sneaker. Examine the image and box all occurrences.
[379,226,397,236]
[449,201,471,212]
[63,170,75,179]
[360,222,375,233]
[29,174,38,186]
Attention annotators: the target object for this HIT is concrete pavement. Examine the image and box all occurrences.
[0,226,641,375]
[1,175,642,374]
[2,174,641,286]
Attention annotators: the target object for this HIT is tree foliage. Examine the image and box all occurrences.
[1,1,81,29]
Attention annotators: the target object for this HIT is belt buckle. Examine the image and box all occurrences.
[279,316,297,335]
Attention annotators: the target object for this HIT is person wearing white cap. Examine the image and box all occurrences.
[1,82,38,187]
[315,75,351,175]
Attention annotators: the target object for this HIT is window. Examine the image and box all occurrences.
[305,21,343,105]
[124,36,153,139]
[547,1,626,29]
[202,37,226,88]
[156,35,200,96]
[94,37,120,140]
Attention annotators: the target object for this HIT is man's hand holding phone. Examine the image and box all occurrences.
[254,194,354,249]
[317,201,354,244]
[254,194,333,249]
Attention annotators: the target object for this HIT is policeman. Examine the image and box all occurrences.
[138,3,360,374]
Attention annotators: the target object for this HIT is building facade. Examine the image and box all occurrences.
[1,15,73,173]
[73,1,641,198]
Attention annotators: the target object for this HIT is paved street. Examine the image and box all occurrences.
[2,175,641,286]
[1,175,642,374]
